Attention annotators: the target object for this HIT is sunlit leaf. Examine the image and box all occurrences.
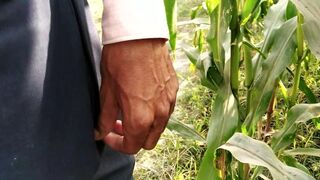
[164,0,177,51]
[272,103,320,152]
[167,117,205,142]
[286,1,298,19]
[206,0,232,71]
[282,155,311,174]
[241,0,261,23]
[291,0,320,58]
[183,45,200,65]
[197,59,238,180]
[243,18,297,133]
[206,0,220,14]
[254,0,289,76]
[183,46,223,91]
[220,133,315,180]
[284,148,320,158]
[299,77,317,103]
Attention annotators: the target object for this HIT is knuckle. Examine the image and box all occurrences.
[134,119,152,131]
[156,104,170,118]
[133,115,153,128]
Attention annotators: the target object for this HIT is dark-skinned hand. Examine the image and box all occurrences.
[95,38,178,154]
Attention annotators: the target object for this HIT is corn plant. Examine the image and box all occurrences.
[164,0,320,179]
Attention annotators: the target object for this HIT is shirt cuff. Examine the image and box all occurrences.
[102,0,169,45]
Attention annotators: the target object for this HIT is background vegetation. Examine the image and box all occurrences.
[88,0,319,179]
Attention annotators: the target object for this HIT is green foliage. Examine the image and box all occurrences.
[166,0,320,179]
[284,148,320,158]
[220,133,315,180]
[164,0,178,51]
[243,17,297,133]
[167,117,205,142]
[271,103,320,152]
[197,60,239,179]
[291,0,320,59]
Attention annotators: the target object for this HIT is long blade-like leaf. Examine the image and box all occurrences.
[164,0,177,51]
[183,46,223,90]
[220,133,315,180]
[243,18,297,133]
[299,77,318,103]
[206,0,232,71]
[254,0,289,76]
[284,148,320,158]
[271,103,320,152]
[167,117,205,142]
[291,0,320,58]
[197,59,238,180]
[241,0,261,23]
[282,155,311,174]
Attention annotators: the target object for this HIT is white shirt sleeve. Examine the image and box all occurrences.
[102,0,169,45]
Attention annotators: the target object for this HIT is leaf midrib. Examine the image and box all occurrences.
[224,142,287,177]
[250,20,296,127]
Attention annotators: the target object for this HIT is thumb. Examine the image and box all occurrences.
[95,80,119,140]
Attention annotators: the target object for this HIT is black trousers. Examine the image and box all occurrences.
[0,0,133,179]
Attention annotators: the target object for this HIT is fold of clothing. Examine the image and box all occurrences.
[0,0,133,179]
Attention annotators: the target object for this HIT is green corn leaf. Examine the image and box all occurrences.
[206,0,220,14]
[183,46,223,90]
[167,117,205,142]
[203,53,224,89]
[197,59,238,180]
[219,133,315,180]
[243,18,297,133]
[285,68,318,103]
[197,151,220,180]
[279,80,289,105]
[206,0,232,71]
[271,103,320,152]
[299,77,317,103]
[284,148,320,158]
[242,40,267,59]
[191,5,203,19]
[254,0,289,77]
[286,1,298,19]
[164,0,177,51]
[291,0,320,59]
[183,45,200,65]
[282,155,311,174]
[241,0,261,23]
[253,103,320,178]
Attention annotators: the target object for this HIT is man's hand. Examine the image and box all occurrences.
[95,39,178,154]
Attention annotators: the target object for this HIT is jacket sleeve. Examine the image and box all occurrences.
[101,0,169,45]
